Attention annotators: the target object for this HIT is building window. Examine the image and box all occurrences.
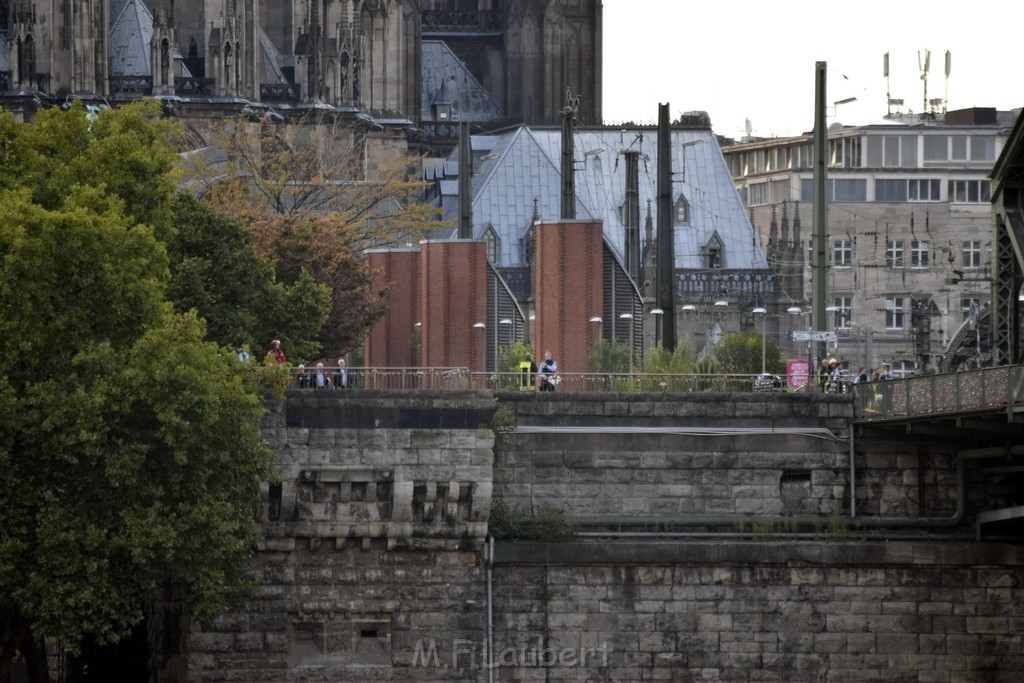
[674,196,689,224]
[923,135,948,162]
[885,297,906,330]
[908,179,941,202]
[867,134,916,168]
[951,136,968,161]
[948,179,991,203]
[891,360,917,378]
[749,183,769,206]
[829,137,861,168]
[483,224,499,263]
[971,137,996,162]
[961,298,980,320]
[910,240,931,268]
[885,240,904,268]
[962,240,982,269]
[799,178,867,202]
[875,179,908,202]
[833,239,853,267]
[833,296,852,329]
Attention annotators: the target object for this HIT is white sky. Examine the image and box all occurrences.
[601,0,1023,139]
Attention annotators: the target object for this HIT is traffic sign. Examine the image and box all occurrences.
[792,330,837,343]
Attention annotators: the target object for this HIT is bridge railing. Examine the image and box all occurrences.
[854,365,1024,420]
[280,368,803,393]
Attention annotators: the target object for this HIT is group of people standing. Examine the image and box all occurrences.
[520,351,558,391]
[296,360,350,389]
[820,359,896,394]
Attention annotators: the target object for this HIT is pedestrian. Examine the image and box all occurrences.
[519,352,538,391]
[296,364,309,388]
[539,351,558,392]
[881,363,895,380]
[818,359,830,392]
[237,344,253,364]
[827,359,842,393]
[266,339,286,365]
[314,362,330,389]
[852,367,869,385]
[333,358,350,388]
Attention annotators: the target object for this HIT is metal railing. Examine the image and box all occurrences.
[854,365,1024,420]
[281,368,807,393]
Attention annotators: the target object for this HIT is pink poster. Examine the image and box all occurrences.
[787,359,810,391]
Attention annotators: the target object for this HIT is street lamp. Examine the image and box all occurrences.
[752,307,767,375]
[619,312,635,375]
[473,322,486,376]
[650,308,664,347]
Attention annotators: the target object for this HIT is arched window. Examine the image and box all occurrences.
[483,224,499,263]
[704,233,723,269]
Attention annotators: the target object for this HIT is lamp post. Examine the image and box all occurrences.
[788,306,812,391]
[473,322,486,379]
[752,307,767,375]
[619,312,635,377]
[650,308,663,348]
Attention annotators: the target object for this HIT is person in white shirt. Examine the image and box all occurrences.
[332,358,350,388]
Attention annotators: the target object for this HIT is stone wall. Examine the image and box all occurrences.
[492,541,1024,682]
[173,391,1024,682]
[493,391,968,522]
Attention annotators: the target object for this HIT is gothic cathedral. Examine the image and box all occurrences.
[0,0,602,126]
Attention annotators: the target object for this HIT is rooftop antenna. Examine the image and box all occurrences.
[884,52,903,116]
[918,49,931,114]
[943,50,951,114]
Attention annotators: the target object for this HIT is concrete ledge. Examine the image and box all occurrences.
[493,541,1024,567]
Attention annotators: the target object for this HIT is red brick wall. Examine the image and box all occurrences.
[363,249,420,367]
[419,241,488,372]
[534,221,604,389]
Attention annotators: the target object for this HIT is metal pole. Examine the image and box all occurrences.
[458,121,473,238]
[656,103,676,351]
[811,61,829,364]
[561,105,576,220]
[761,314,767,375]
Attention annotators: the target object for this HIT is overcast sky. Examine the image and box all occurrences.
[601,0,1023,138]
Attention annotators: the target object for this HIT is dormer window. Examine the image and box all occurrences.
[674,195,689,224]
[434,102,451,120]
[483,224,499,263]
[703,234,723,269]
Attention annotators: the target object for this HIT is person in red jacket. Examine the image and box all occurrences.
[266,339,287,365]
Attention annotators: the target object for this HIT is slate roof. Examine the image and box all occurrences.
[259,29,287,84]
[436,127,768,271]
[109,0,154,77]
[420,40,503,122]
[0,31,8,73]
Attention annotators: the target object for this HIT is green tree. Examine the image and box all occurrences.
[712,331,785,376]
[0,108,271,680]
[637,340,696,391]
[165,194,331,362]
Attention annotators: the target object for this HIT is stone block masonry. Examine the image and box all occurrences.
[171,391,1024,682]
[493,541,1024,682]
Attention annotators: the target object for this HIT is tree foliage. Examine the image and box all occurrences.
[165,194,331,361]
[711,331,785,376]
[189,112,447,355]
[0,103,272,677]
